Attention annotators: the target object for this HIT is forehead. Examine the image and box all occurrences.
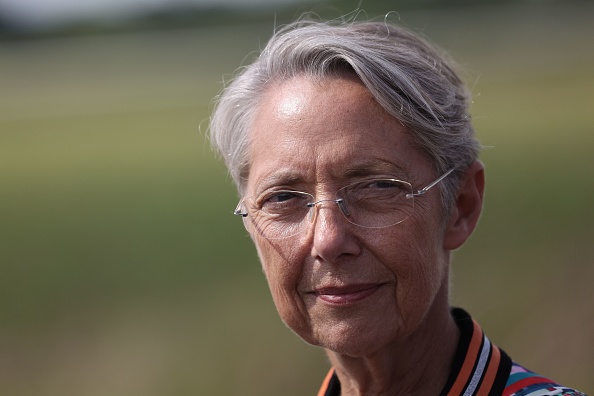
[246,75,430,191]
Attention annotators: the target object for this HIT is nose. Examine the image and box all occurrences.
[307,198,350,217]
[308,199,360,263]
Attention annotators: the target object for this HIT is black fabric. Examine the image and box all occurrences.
[490,350,512,396]
[323,371,341,396]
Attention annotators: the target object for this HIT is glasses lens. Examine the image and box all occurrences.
[243,191,313,239]
[237,180,415,239]
[337,179,414,228]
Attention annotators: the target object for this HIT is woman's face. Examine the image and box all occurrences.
[245,75,452,356]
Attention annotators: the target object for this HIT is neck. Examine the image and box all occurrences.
[325,292,459,396]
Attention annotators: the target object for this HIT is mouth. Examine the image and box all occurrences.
[310,283,384,306]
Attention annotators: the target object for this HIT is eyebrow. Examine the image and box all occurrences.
[342,160,410,180]
[251,160,412,195]
[253,171,306,193]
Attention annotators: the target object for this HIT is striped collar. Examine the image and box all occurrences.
[318,308,512,396]
[441,308,511,395]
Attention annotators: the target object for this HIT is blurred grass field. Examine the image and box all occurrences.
[1,2,593,395]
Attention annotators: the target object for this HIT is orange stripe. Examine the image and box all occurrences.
[448,320,483,396]
[317,368,334,396]
[476,343,501,395]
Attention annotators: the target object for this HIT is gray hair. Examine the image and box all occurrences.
[209,19,480,212]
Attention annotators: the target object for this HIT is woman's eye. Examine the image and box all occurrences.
[370,181,399,189]
[258,191,309,214]
[362,180,402,190]
[346,180,405,200]
[258,191,304,209]
[267,192,298,203]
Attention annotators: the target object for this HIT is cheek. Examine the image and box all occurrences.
[399,250,443,304]
[376,220,447,317]
[254,237,300,285]
[253,237,312,334]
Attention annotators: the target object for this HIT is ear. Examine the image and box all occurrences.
[443,161,485,250]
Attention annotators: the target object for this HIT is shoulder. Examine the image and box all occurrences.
[503,362,587,396]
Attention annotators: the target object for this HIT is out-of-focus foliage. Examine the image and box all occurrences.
[0,1,592,395]
[0,0,585,40]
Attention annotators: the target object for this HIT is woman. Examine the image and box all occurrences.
[209,20,586,396]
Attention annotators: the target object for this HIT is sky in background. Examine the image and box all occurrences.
[0,0,303,27]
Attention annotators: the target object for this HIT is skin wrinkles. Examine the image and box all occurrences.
[247,74,462,395]
[249,159,417,199]
[248,170,308,198]
[341,161,412,183]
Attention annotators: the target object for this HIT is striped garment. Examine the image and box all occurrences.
[317,308,586,396]
[504,363,587,396]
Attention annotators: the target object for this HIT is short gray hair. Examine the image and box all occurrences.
[209,19,480,212]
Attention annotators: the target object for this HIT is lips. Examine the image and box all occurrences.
[312,283,383,305]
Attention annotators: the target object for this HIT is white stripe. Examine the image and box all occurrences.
[463,335,491,396]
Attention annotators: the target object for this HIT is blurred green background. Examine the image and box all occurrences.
[1,1,593,395]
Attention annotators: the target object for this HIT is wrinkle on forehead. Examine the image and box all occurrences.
[247,75,428,195]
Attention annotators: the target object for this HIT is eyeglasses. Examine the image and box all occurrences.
[234,169,454,240]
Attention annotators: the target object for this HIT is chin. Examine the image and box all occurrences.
[309,320,395,358]
[319,335,384,358]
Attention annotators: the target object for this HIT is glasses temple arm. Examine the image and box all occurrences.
[234,202,248,217]
[410,168,455,197]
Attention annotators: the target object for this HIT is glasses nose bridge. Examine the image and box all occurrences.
[306,197,349,222]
